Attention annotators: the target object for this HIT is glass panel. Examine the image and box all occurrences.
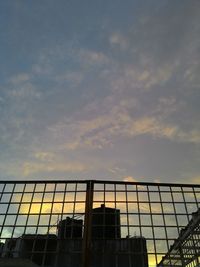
[0,181,199,267]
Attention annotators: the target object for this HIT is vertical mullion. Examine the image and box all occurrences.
[168,186,175,267]
[82,180,94,267]
[46,183,56,233]
[181,185,193,266]
[31,184,47,266]
[43,183,56,267]
[170,187,179,232]
[125,184,131,267]
[72,183,78,237]
[26,183,37,263]
[158,186,170,253]
[36,183,46,234]
[103,183,106,267]
[181,187,189,222]
[25,183,37,233]
[11,183,26,255]
[0,183,6,202]
[0,183,10,240]
[0,183,16,249]
[136,185,142,237]
[71,183,78,265]
[192,187,199,209]
[114,184,118,267]
[147,185,157,266]
[125,185,130,237]
[170,185,181,267]
[188,187,199,267]
[55,182,67,267]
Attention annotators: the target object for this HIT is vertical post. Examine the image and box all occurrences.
[82,180,94,267]
[179,246,186,267]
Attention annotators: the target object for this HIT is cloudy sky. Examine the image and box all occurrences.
[0,1,200,183]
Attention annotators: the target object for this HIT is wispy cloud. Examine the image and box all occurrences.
[9,73,31,84]
[78,49,109,66]
[190,176,200,184]
[22,161,88,177]
[0,0,200,182]
[46,94,200,153]
[109,33,129,50]
[34,151,55,162]
[55,71,83,86]
[7,83,41,100]
[123,176,137,183]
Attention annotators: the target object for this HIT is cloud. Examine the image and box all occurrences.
[46,92,200,154]
[0,82,42,147]
[78,49,109,67]
[55,71,83,86]
[34,152,55,162]
[8,84,41,99]
[109,63,176,94]
[130,117,179,139]
[31,44,110,78]
[108,166,126,175]
[183,60,200,87]
[190,176,200,184]
[109,33,129,50]
[22,161,88,176]
[123,176,137,183]
[9,73,31,84]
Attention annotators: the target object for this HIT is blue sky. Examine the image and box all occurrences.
[0,0,200,183]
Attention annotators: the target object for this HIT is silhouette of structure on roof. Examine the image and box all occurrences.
[1,206,148,267]
[92,204,121,239]
[158,208,200,267]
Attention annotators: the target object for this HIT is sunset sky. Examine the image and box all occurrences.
[0,1,200,183]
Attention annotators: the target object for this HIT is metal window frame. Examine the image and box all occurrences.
[0,179,199,267]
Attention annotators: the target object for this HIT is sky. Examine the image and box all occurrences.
[0,0,200,184]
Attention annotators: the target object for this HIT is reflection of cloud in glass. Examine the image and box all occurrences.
[21,193,32,202]
[1,193,12,202]
[4,215,16,225]
[19,203,30,213]
[0,181,199,267]
[1,227,13,238]
[13,227,25,238]
[16,215,27,225]
[30,203,41,213]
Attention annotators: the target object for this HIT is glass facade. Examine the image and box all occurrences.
[0,180,199,267]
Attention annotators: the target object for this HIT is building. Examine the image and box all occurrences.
[92,204,121,239]
[57,217,83,239]
[91,237,148,267]
[1,205,148,267]
[2,234,57,266]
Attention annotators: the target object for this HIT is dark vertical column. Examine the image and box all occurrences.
[82,180,94,267]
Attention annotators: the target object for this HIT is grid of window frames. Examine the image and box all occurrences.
[0,180,199,267]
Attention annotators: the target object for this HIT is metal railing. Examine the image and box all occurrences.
[0,180,199,267]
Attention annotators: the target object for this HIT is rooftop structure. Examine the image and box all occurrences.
[158,208,200,267]
[92,204,121,239]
